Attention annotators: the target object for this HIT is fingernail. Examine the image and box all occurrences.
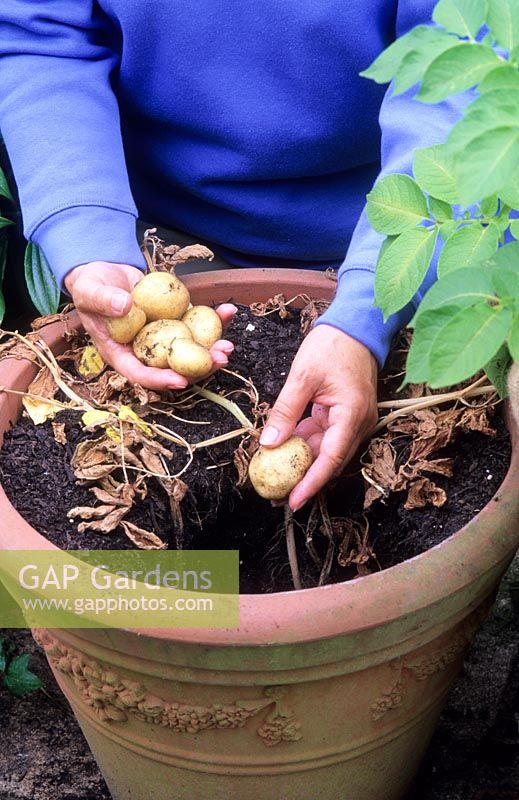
[220,342,234,354]
[260,426,279,446]
[291,498,307,513]
[111,291,128,314]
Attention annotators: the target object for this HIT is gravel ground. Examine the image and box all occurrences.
[0,553,518,800]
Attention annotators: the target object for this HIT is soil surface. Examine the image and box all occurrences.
[0,308,513,592]
[0,306,512,593]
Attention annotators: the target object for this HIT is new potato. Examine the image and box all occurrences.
[168,338,213,380]
[105,304,146,344]
[131,272,190,321]
[183,305,223,348]
[248,436,314,500]
[133,320,193,368]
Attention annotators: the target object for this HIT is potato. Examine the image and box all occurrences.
[248,436,314,500]
[105,304,146,344]
[133,320,193,368]
[167,338,213,380]
[182,305,223,349]
[132,272,190,321]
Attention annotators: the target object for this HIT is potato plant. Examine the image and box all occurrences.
[362,0,519,399]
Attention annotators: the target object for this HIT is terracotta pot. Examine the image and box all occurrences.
[1,268,519,800]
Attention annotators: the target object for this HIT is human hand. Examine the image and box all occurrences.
[64,261,236,390]
[259,325,378,511]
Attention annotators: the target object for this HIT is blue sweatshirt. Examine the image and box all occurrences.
[0,1,463,366]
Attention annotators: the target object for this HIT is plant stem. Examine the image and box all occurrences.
[285,505,302,590]
[192,384,254,429]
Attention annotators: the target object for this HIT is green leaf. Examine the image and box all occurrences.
[375,226,438,318]
[418,43,502,103]
[479,65,519,93]
[484,343,512,396]
[448,91,519,152]
[429,196,454,221]
[24,243,60,316]
[439,219,459,239]
[0,640,6,674]
[482,239,519,269]
[433,0,487,38]
[392,36,460,96]
[413,144,459,203]
[438,223,500,275]
[457,127,519,206]
[490,266,519,298]
[0,217,14,230]
[480,194,499,216]
[360,25,454,84]
[510,219,519,238]
[500,167,519,207]
[0,168,13,202]
[487,0,519,51]
[414,267,495,319]
[366,174,429,234]
[406,304,462,383]
[428,303,512,386]
[3,654,42,697]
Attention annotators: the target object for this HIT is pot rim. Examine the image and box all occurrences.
[1,268,518,647]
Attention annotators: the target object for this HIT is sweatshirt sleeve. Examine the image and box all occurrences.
[0,1,146,286]
[316,2,468,368]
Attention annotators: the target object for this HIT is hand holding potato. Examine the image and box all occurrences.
[64,261,236,390]
[257,325,378,511]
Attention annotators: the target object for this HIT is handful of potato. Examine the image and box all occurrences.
[105,272,223,380]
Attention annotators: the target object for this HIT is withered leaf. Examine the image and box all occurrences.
[458,407,496,436]
[163,243,214,265]
[68,504,129,534]
[120,521,166,550]
[51,422,67,445]
[404,478,447,510]
[28,366,58,401]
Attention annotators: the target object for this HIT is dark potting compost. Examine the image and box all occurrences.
[0,304,511,593]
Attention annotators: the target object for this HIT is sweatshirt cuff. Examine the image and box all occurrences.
[32,205,147,288]
[314,268,413,369]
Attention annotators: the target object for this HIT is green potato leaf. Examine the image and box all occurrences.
[484,343,512,396]
[479,65,519,93]
[413,267,495,319]
[360,25,455,84]
[413,144,459,202]
[456,126,519,206]
[418,43,502,103]
[487,0,519,51]
[433,0,487,38]
[429,196,454,221]
[438,222,500,275]
[490,266,519,299]
[482,240,519,270]
[375,226,438,318]
[406,304,461,383]
[428,303,512,387]
[366,174,429,234]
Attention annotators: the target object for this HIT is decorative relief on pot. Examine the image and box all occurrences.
[370,604,490,722]
[32,630,302,746]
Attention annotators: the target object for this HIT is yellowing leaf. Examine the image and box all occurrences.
[118,405,152,436]
[22,396,61,425]
[79,345,105,379]
[105,426,122,442]
[81,409,114,428]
